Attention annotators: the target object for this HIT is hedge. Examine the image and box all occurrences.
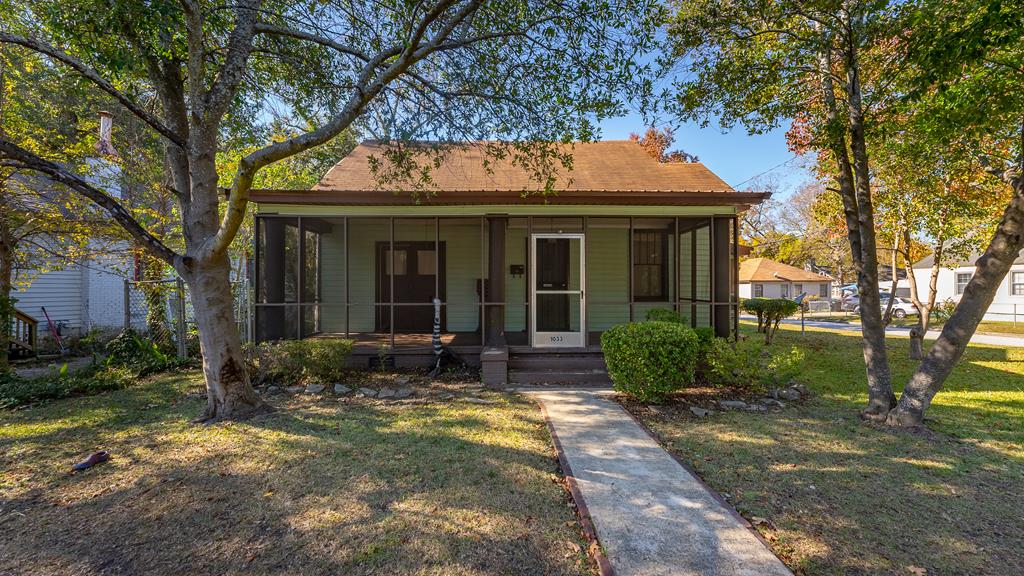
[601,321,700,403]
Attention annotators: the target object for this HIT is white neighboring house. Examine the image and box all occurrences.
[739,257,834,307]
[909,251,1024,322]
[11,112,138,339]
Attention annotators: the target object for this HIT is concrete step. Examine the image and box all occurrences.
[507,368,612,385]
[508,354,607,371]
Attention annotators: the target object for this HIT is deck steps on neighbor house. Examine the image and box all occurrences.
[507,353,611,386]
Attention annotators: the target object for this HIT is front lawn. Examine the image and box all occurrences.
[0,372,592,575]
[621,323,1024,575]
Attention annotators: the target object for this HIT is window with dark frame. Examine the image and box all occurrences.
[819,283,829,298]
[753,283,763,297]
[1012,271,1024,296]
[632,229,668,301]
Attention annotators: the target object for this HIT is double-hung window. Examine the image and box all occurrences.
[753,283,763,297]
[955,272,972,295]
[632,230,668,301]
[1011,271,1024,296]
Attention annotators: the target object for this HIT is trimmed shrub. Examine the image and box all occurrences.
[644,308,688,324]
[741,298,800,344]
[601,321,700,403]
[251,338,354,386]
[705,338,804,394]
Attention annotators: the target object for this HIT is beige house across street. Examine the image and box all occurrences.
[738,257,833,304]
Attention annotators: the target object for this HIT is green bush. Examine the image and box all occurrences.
[251,338,354,386]
[0,364,133,409]
[644,308,688,324]
[705,338,804,393]
[601,321,700,403]
[741,298,800,344]
[932,298,957,322]
[105,329,184,376]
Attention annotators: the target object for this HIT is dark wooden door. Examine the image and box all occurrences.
[377,242,445,332]
[536,238,570,331]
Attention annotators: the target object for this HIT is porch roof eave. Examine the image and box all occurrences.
[250,188,768,216]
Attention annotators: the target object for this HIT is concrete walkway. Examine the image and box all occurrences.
[529,389,791,576]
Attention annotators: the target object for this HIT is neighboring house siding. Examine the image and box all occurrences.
[13,267,85,335]
[913,263,1024,321]
[739,281,832,303]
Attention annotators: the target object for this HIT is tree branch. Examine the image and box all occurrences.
[202,0,262,126]
[0,33,186,149]
[0,139,182,267]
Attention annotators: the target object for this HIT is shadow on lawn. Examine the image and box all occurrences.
[0,387,588,576]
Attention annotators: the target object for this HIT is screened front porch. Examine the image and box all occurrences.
[253,215,739,357]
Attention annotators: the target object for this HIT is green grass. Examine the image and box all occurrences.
[0,372,592,576]
[621,323,1024,575]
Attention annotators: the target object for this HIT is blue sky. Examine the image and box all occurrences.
[599,113,812,198]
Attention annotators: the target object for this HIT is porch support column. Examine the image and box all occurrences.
[485,216,507,346]
[712,216,732,338]
[260,217,287,341]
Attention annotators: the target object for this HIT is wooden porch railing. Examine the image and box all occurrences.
[9,308,38,357]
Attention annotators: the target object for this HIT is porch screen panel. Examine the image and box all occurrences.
[586,218,629,339]
[347,218,390,344]
[677,217,712,328]
[255,216,299,341]
[694,222,712,326]
[391,218,441,348]
[318,217,347,335]
[504,218,528,344]
[439,218,483,346]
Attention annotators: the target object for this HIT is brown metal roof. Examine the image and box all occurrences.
[251,140,769,206]
[739,258,833,283]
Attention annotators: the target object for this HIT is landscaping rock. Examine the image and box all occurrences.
[305,384,326,394]
[719,400,748,410]
[791,383,809,396]
[264,386,281,395]
[436,393,455,401]
[743,404,768,412]
[464,397,498,405]
[377,387,396,399]
[394,388,413,399]
[690,406,712,417]
[358,387,377,397]
[775,388,801,401]
[395,375,411,386]
[285,385,304,394]
[333,384,352,394]
[760,399,786,409]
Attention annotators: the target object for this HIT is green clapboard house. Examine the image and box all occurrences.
[250,140,768,385]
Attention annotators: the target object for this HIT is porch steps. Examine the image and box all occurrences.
[507,353,611,386]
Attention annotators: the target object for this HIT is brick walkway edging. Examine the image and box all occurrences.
[536,400,616,576]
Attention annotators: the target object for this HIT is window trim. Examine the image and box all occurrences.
[819,283,830,298]
[753,283,763,298]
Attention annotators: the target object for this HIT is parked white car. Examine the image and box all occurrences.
[854,296,919,318]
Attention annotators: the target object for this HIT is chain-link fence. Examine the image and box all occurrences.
[124,278,252,359]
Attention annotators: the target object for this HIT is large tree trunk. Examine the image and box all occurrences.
[818,25,895,418]
[889,178,1024,426]
[842,17,895,417]
[183,254,266,422]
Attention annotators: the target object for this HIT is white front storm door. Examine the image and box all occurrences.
[530,234,585,348]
